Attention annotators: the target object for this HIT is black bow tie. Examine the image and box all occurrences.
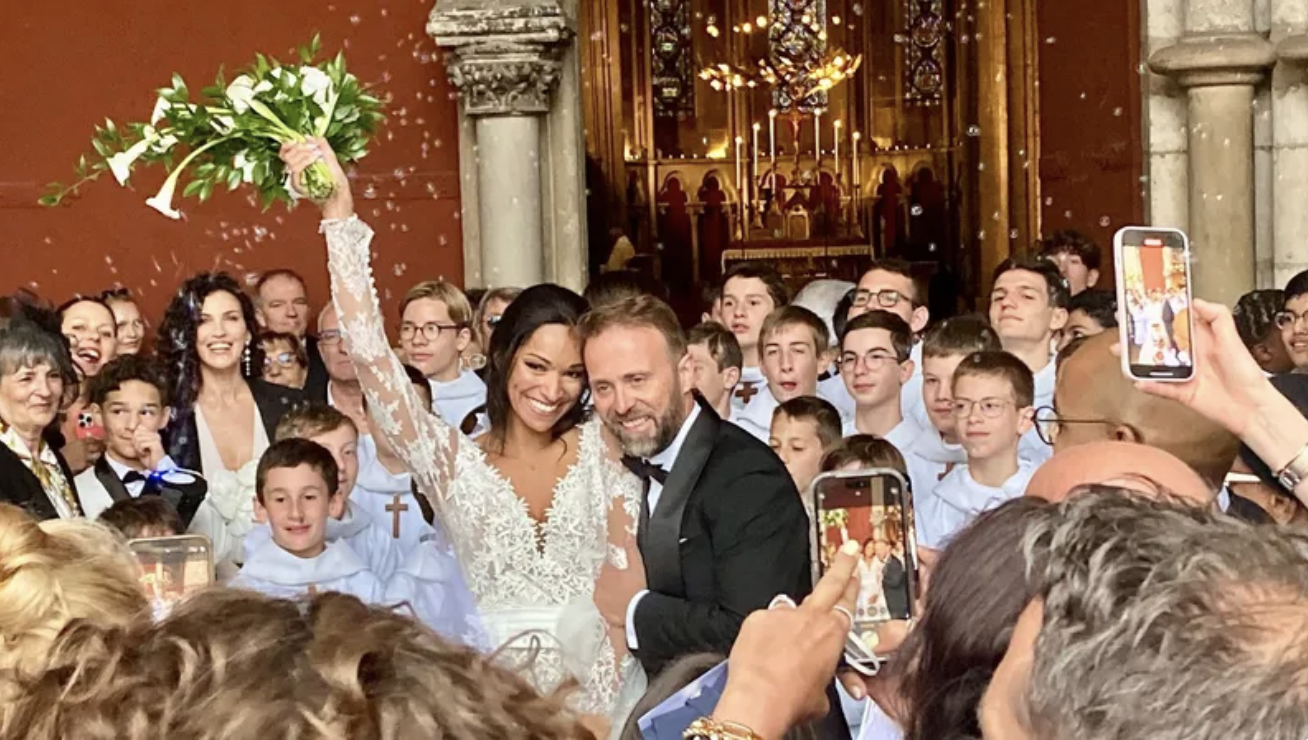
[122,470,148,485]
[622,455,669,486]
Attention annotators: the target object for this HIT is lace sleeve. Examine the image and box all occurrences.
[321,217,458,502]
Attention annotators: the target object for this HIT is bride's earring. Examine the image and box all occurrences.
[243,343,252,376]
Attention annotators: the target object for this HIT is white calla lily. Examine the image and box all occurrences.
[107,137,153,186]
[233,151,258,183]
[210,115,236,134]
[150,97,170,126]
[298,66,333,106]
[145,174,182,219]
[152,133,179,154]
[225,75,257,114]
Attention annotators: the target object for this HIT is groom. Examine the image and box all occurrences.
[582,294,812,674]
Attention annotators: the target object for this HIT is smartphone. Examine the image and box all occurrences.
[811,468,917,674]
[1113,226,1195,382]
[127,535,214,620]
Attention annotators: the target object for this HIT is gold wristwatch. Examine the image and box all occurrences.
[683,718,762,739]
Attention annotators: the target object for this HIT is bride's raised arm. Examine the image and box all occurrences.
[282,140,459,502]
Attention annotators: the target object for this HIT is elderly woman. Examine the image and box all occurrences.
[258,330,309,390]
[0,318,82,519]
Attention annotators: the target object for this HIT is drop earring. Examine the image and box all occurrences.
[243,343,252,376]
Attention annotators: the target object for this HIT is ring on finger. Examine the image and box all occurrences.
[832,605,855,628]
[768,594,797,610]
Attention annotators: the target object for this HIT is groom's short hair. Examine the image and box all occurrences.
[579,294,687,358]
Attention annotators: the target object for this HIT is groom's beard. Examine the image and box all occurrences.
[609,381,689,459]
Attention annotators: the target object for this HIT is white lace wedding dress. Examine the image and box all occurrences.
[321,216,646,721]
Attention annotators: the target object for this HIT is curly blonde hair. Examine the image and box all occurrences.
[0,503,146,682]
[3,589,590,740]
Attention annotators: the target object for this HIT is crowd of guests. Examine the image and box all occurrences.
[2,141,1308,739]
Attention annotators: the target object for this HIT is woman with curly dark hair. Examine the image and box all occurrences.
[157,273,302,566]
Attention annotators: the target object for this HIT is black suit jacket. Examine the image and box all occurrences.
[634,396,812,675]
[881,555,910,619]
[303,335,329,403]
[0,442,76,521]
[90,457,209,528]
[166,379,305,475]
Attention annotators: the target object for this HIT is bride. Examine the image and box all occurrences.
[281,141,646,727]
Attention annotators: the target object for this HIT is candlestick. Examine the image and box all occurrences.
[768,109,778,191]
[735,135,745,238]
[833,119,842,179]
[852,131,861,187]
[752,122,761,207]
[814,109,822,168]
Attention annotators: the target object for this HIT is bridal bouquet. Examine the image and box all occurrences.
[41,35,383,217]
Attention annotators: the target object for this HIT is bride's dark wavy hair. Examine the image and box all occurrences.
[482,284,590,451]
[156,272,263,412]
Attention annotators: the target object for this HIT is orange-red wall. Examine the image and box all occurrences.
[0,1,463,326]
[1037,0,1144,284]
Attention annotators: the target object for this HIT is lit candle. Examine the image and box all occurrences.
[735,135,744,197]
[752,122,761,202]
[814,109,822,167]
[852,131,861,186]
[833,119,842,177]
[768,109,778,189]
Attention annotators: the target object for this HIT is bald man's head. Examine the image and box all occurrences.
[1053,333,1238,491]
[1026,441,1213,506]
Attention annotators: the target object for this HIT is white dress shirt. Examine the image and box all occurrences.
[74,454,188,520]
[625,402,703,648]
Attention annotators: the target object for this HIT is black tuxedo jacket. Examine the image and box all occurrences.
[166,379,305,475]
[881,555,910,619]
[303,335,330,403]
[0,442,76,521]
[90,457,209,528]
[633,396,812,674]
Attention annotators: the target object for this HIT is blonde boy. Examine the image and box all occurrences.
[399,280,486,429]
[731,306,835,441]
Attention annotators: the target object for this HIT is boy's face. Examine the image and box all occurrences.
[1057,309,1107,351]
[1280,293,1308,370]
[256,464,344,558]
[722,277,777,358]
[841,327,913,409]
[98,380,170,464]
[921,353,965,438]
[769,413,826,495]
[849,269,926,332]
[688,342,738,409]
[308,425,360,505]
[1047,251,1098,295]
[952,373,1033,461]
[401,298,469,380]
[762,324,824,402]
[989,270,1067,347]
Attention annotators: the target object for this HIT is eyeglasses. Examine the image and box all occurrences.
[951,397,1016,419]
[318,329,344,346]
[1275,309,1308,330]
[839,350,903,372]
[851,289,910,309]
[264,352,300,369]
[484,314,503,328]
[400,322,461,341]
[1033,406,1124,446]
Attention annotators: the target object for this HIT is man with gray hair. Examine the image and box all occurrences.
[980,487,1308,740]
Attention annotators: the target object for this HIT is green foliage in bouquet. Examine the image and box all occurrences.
[41,35,384,218]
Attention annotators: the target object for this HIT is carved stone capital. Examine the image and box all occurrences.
[1150,33,1275,87]
[428,0,573,116]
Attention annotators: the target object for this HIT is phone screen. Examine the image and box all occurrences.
[127,535,214,620]
[1115,227,1194,381]
[812,469,917,635]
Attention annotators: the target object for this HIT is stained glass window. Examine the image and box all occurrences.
[769,0,829,112]
[905,0,946,104]
[651,0,695,119]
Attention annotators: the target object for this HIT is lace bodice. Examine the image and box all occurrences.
[323,217,645,719]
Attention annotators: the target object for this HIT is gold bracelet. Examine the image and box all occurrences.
[682,717,762,739]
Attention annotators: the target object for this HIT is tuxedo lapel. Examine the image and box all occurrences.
[646,397,719,595]
[93,457,133,504]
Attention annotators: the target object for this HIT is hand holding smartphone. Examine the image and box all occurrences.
[1114,226,1195,382]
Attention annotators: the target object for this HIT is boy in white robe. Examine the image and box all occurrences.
[354,428,434,559]
[385,526,490,650]
[243,404,401,580]
[686,322,742,420]
[732,306,839,441]
[930,351,1039,548]
[394,280,487,431]
[720,264,789,414]
[837,310,940,544]
[232,438,384,603]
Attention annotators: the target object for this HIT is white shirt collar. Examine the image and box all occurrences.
[650,402,702,468]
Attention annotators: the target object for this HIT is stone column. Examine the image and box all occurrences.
[429,0,573,289]
[1275,11,1308,285]
[1145,0,1189,232]
[1151,18,1274,305]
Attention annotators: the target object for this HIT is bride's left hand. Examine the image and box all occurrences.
[594,530,645,632]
